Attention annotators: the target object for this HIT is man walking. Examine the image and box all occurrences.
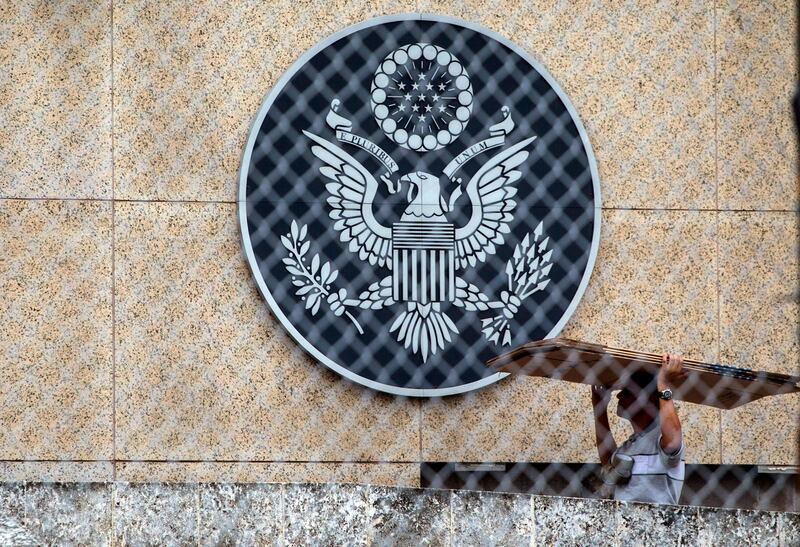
[591,353,688,504]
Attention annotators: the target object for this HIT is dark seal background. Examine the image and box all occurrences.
[244,18,598,393]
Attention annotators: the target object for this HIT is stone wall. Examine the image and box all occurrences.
[0,0,798,485]
[0,483,798,545]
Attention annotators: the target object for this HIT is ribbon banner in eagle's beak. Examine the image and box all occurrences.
[326,99,399,192]
[327,97,525,198]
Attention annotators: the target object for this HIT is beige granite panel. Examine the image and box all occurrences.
[418,0,716,209]
[0,200,113,459]
[114,2,715,206]
[719,212,800,465]
[559,210,719,360]
[422,376,597,463]
[113,0,417,202]
[718,213,799,375]
[720,393,800,466]
[115,462,419,487]
[423,209,721,463]
[114,201,419,461]
[0,462,113,483]
[717,0,799,211]
[0,1,112,199]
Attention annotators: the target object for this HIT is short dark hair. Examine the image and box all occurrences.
[619,370,658,400]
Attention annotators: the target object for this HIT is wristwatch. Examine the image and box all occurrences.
[658,388,673,401]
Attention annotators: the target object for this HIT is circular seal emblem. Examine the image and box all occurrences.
[240,15,601,396]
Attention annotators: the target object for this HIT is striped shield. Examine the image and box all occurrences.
[392,222,455,304]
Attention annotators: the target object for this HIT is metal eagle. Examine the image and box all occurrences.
[298,128,540,362]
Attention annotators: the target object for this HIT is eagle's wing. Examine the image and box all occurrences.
[303,130,393,268]
[454,137,536,269]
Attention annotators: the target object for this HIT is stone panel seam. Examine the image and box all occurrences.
[2,197,799,214]
[713,0,719,213]
[279,483,287,546]
[110,0,117,483]
[418,400,423,463]
[111,482,117,547]
[713,0,724,468]
[528,494,535,547]
[195,483,201,544]
[448,489,453,547]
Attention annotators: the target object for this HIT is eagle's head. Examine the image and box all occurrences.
[398,171,451,216]
[399,171,438,204]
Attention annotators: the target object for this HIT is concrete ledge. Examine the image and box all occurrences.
[0,482,797,545]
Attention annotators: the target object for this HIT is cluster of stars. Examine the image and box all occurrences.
[372,44,473,151]
[387,61,456,132]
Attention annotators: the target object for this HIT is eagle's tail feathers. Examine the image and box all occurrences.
[389,303,459,362]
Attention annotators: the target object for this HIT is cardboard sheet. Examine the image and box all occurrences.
[487,338,800,409]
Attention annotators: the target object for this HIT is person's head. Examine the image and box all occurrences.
[616,370,659,424]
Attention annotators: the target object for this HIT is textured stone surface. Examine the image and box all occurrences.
[721,393,800,466]
[423,210,722,464]
[0,518,37,546]
[0,200,113,460]
[284,483,369,545]
[114,201,419,462]
[0,484,24,517]
[115,461,420,487]
[419,0,716,210]
[367,486,450,545]
[560,210,719,365]
[695,506,780,547]
[421,375,597,463]
[112,0,414,202]
[781,511,800,547]
[0,1,112,199]
[719,212,800,464]
[23,483,111,546]
[451,490,532,546]
[718,212,799,375]
[1,483,111,546]
[533,496,618,545]
[616,502,699,546]
[0,461,112,482]
[1,483,799,544]
[114,482,198,546]
[716,0,799,211]
[111,2,721,208]
[0,483,29,545]
[198,483,282,546]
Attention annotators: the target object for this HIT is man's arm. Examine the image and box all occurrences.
[657,353,688,457]
[591,386,617,466]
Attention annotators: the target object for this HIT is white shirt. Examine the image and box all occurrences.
[612,419,685,505]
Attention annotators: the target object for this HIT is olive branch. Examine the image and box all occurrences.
[454,221,552,346]
[281,220,364,334]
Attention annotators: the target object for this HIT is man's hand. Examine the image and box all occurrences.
[591,385,612,416]
[657,353,688,391]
